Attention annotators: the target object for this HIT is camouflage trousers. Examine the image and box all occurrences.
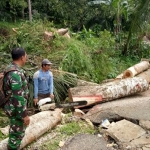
[3,102,26,150]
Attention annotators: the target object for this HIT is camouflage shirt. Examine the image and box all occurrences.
[3,62,29,118]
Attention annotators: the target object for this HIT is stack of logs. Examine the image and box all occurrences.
[68,60,150,108]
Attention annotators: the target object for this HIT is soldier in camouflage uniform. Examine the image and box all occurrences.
[3,47,30,150]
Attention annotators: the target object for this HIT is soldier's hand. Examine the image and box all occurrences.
[23,116,30,126]
[34,98,38,105]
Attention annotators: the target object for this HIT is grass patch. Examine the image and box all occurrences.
[0,131,8,141]
[0,109,9,140]
[0,109,9,128]
[38,119,97,150]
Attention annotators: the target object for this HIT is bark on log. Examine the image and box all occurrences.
[44,29,70,41]
[63,32,70,38]
[0,109,62,150]
[123,61,149,78]
[44,31,54,41]
[137,69,150,83]
[39,103,56,111]
[115,73,123,79]
[69,77,149,108]
[57,28,68,36]
[141,58,150,62]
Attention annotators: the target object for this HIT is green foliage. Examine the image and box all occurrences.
[60,41,93,79]
[38,119,96,150]
[0,109,9,128]
[0,131,8,141]
[59,121,81,135]
[60,113,96,135]
[140,41,150,58]
[74,28,116,82]
[0,20,54,53]
[0,20,146,104]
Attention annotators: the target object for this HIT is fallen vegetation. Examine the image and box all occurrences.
[1,20,150,150]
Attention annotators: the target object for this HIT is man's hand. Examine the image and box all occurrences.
[23,116,30,126]
[50,94,54,99]
[34,98,38,105]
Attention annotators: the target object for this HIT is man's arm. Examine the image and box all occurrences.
[49,72,54,99]
[33,71,39,105]
[33,78,38,99]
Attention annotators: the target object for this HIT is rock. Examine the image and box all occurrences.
[105,119,146,143]
[83,97,150,124]
[60,133,112,150]
[139,120,150,130]
[130,134,150,147]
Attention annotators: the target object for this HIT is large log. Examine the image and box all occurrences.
[39,103,56,111]
[137,69,150,83]
[0,109,62,150]
[68,77,149,108]
[44,28,69,41]
[44,31,54,41]
[123,61,149,78]
[57,28,68,36]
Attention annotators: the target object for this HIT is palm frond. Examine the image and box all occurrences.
[125,0,150,52]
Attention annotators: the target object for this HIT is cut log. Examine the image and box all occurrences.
[63,32,70,39]
[44,28,69,41]
[39,103,56,111]
[115,73,123,79]
[123,61,149,78]
[68,77,149,108]
[101,78,116,83]
[137,69,150,83]
[0,109,62,150]
[56,28,68,36]
[141,58,150,62]
[29,110,58,124]
[44,31,54,41]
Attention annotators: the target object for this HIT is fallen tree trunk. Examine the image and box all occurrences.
[0,109,62,150]
[68,77,149,108]
[115,73,123,79]
[137,69,150,83]
[123,61,149,78]
[57,28,68,36]
[39,103,56,111]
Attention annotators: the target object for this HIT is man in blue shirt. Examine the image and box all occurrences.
[33,59,54,106]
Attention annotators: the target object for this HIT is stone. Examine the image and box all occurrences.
[105,119,146,143]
